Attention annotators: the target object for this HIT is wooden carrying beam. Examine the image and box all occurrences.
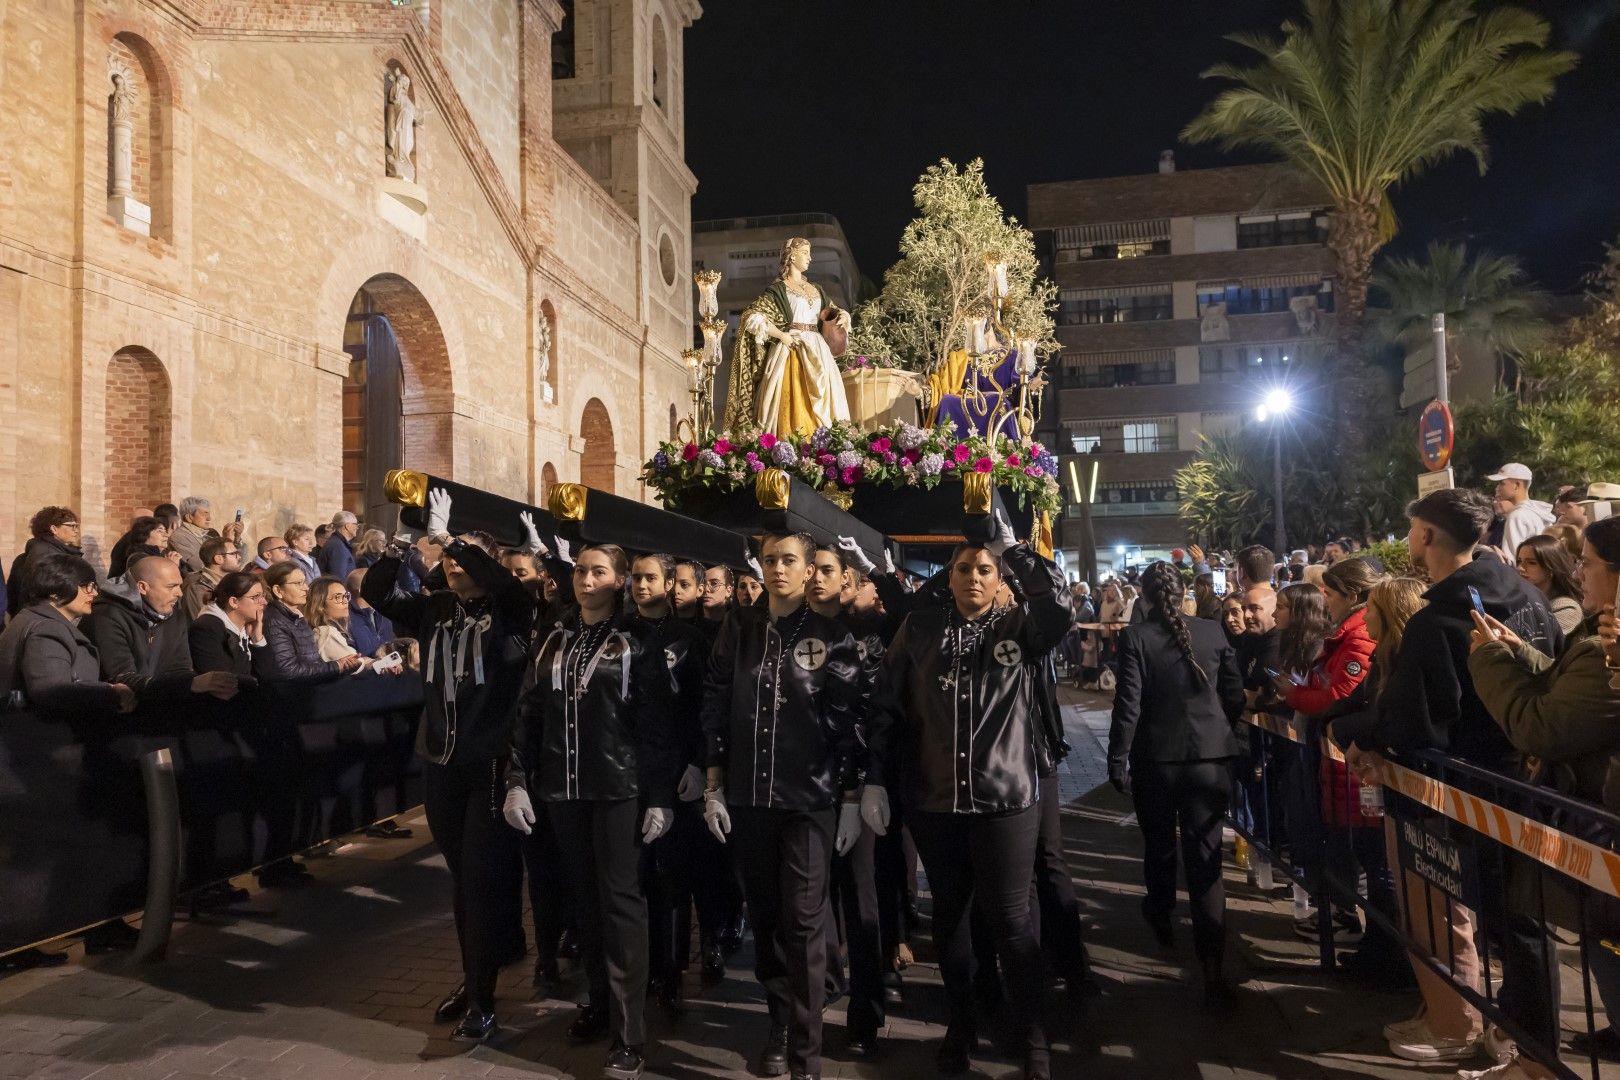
[383,470,562,553]
[546,483,756,574]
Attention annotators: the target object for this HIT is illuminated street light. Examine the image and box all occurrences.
[1255,386,1295,556]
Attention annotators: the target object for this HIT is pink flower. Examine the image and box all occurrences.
[714,438,733,454]
[883,451,897,463]
[973,457,994,473]
[1025,465,1042,477]
[902,448,921,465]
[681,443,699,462]
[952,444,971,464]
[750,459,765,472]
[825,464,838,480]
[817,452,836,467]
[1006,453,1021,467]
[759,433,778,450]
[840,466,862,485]
[868,436,891,454]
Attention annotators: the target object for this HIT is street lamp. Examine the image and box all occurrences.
[1255,388,1293,557]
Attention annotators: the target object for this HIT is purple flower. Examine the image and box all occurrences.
[919,452,944,477]
[897,424,926,450]
[836,449,861,472]
[749,458,765,472]
[824,464,838,480]
[771,442,798,467]
[698,449,724,469]
[811,426,831,451]
[817,452,836,467]
[652,450,670,472]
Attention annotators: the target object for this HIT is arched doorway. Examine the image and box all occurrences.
[104,347,171,530]
[579,398,615,494]
[342,274,452,528]
[541,461,558,503]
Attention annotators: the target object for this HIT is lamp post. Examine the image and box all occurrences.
[1255,387,1293,557]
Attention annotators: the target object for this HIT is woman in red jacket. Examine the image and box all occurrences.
[1273,557,1385,949]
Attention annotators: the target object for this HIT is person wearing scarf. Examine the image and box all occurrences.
[359,490,534,1045]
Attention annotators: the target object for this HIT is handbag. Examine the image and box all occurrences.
[819,306,848,358]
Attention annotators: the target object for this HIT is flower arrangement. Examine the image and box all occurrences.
[641,420,1063,515]
[836,353,903,372]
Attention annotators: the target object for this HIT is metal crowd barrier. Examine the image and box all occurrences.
[0,672,426,958]
[1232,712,1620,1080]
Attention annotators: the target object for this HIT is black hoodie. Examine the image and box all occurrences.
[1362,555,1563,773]
[82,572,196,705]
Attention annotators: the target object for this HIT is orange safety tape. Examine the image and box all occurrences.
[1240,712,1620,900]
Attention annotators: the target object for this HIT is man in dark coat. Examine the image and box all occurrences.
[84,555,238,708]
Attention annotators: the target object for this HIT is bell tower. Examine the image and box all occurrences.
[552,0,700,356]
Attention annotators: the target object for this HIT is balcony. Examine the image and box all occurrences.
[1055,309,1333,353]
[1054,244,1333,291]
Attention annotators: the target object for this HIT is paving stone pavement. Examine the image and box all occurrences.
[0,688,1502,1080]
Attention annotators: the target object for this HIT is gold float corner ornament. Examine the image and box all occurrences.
[755,468,790,510]
[548,483,588,521]
[962,472,993,515]
[819,483,853,512]
[383,469,428,508]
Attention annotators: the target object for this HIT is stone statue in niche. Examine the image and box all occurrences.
[107,66,136,198]
[536,311,555,402]
[385,70,420,183]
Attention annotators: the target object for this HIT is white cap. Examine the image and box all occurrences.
[1486,463,1533,484]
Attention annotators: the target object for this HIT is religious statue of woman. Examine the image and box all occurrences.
[385,70,418,183]
[721,237,852,437]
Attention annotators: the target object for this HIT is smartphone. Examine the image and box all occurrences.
[235,508,244,522]
[1212,569,1228,596]
[372,651,404,674]
[1467,585,1486,616]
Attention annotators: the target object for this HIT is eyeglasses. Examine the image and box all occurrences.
[62,523,80,531]
[266,545,289,554]
[331,592,352,603]
[81,581,99,595]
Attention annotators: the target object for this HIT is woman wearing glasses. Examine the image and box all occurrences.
[6,507,83,619]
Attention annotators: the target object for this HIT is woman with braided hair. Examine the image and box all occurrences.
[1107,561,1244,1001]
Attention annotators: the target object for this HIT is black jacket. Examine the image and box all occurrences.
[630,611,710,772]
[1362,556,1564,773]
[364,540,533,766]
[188,609,265,679]
[869,544,1072,815]
[0,603,123,718]
[1108,615,1244,768]
[1236,628,1281,693]
[701,600,864,811]
[508,611,682,805]
[260,602,341,682]
[82,579,196,705]
[6,536,82,618]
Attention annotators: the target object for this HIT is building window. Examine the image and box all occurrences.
[1060,291,1173,326]
[1069,358,1176,388]
[1122,420,1177,453]
[1070,433,1101,453]
[1074,238,1171,260]
[1198,344,1296,382]
[1236,212,1326,249]
[1197,281,1333,317]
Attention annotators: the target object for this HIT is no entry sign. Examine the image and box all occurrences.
[1419,399,1454,472]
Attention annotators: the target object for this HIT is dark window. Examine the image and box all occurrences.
[1198,345,1296,382]
[1075,239,1171,260]
[1237,215,1325,249]
[1197,282,1333,317]
[1060,292,1173,326]
[1070,359,1176,388]
[552,0,575,78]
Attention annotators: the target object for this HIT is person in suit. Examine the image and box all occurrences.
[1107,560,1244,1000]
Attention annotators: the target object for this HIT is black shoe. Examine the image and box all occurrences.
[845,1025,878,1058]
[0,947,68,971]
[700,943,725,984]
[936,1022,976,1075]
[1571,1026,1620,1064]
[756,1023,788,1077]
[604,1040,645,1079]
[256,859,313,888]
[532,958,562,998]
[82,919,140,954]
[558,927,581,960]
[657,975,683,1011]
[881,971,904,1007]
[1023,1047,1052,1080]
[434,984,469,1024]
[569,1001,609,1042]
[721,916,747,955]
[1141,901,1174,949]
[449,1008,497,1044]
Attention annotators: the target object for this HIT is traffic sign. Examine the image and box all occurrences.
[1419,400,1454,472]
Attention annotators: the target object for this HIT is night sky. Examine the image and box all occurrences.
[686,0,1620,294]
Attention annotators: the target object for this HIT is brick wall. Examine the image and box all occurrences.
[103,348,171,529]
[579,397,615,493]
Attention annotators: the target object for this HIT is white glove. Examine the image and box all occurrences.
[882,548,896,577]
[746,553,762,578]
[426,488,452,536]
[836,535,876,576]
[860,784,890,836]
[502,786,535,835]
[703,790,731,844]
[835,800,864,856]
[641,807,673,843]
[554,535,572,565]
[677,764,705,802]
[986,508,1016,557]
[518,511,544,555]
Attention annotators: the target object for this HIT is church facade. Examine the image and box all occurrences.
[0,0,700,559]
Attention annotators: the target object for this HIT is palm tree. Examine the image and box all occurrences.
[1182,0,1574,456]
[1372,241,1550,400]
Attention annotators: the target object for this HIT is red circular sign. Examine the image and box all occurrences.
[1419,399,1454,472]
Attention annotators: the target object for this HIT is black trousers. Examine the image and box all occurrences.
[1132,758,1232,963]
[731,805,835,1076]
[547,798,649,1047]
[643,800,704,982]
[421,757,523,1013]
[873,797,911,961]
[910,805,1047,1057]
[691,804,744,942]
[521,798,576,967]
[1030,767,1090,981]
[831,820,886,1033]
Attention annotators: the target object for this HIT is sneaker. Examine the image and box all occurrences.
[1381,1010,1428,1042]
[1388,1023,1481,1062]
[1456,1062,1536,1080]
[1482,1026,1517,1065]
